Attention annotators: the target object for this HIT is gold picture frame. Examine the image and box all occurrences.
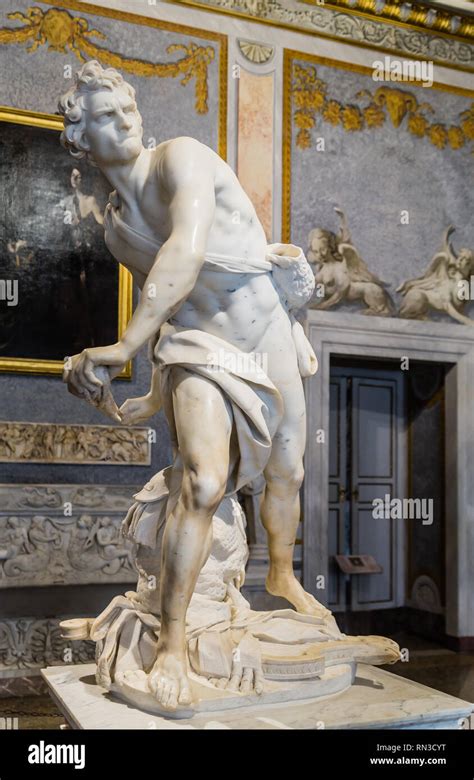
[0,105,133,378]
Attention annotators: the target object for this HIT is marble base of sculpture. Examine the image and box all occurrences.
[58,484,400,718]
[42,663,474,730]
[109,662,355,718]
[58,629,397,718]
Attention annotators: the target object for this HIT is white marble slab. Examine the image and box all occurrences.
[42,663,474,730]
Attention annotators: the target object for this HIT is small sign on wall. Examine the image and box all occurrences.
[335,554,383,575]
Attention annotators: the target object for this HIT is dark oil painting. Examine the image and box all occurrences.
[0,118,124,368]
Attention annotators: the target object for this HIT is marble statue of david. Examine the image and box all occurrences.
[59,61,323,710]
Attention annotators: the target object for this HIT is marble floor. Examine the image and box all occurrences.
[0,692,64,729]
[1,632,473,729]
[383,632,474,704]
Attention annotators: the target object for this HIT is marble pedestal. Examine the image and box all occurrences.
[42,663,473,730]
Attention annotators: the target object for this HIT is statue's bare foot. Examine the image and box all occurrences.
[148,649,192,710]
[266,570,331,618]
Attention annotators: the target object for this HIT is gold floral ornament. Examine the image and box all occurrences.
[447,126,465,150]
[322,100,342,126]
[407,112,428,137]
[428,124,448,149]
[342,105,363,131]
[460,106,474,141]
[292,63,327,147]
[0,7,215,113]
[363,104,385,128]
[292,63,474,154]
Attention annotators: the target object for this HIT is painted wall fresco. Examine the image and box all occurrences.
[284,51,474,323]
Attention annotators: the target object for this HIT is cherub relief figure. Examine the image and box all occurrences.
[397,226,474,325]
[307,208,393,316]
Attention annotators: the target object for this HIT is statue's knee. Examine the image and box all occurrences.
[266,463,304,495]
[182,467,227,514]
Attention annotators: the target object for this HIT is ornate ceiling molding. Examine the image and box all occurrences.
[301,0,474,39]
[162,0,474,71]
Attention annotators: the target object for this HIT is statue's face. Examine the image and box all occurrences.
[310,234,329,262]
[83,87,142,164]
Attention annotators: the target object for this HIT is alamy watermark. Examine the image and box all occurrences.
[0,279,18,306]
[28,741,85,769]
[372,56,433,88]
[372,494,433,525]
[206,349,268,376]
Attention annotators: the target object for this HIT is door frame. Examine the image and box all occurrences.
[303,310,474,639]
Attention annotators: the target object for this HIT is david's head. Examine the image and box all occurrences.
[58,60,143,166]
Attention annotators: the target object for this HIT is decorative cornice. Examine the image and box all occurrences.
[161,0,474,71]
[0,421,151,465]
[301,0,474,39]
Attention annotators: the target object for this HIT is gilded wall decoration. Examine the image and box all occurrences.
[307,208,394,315]
[397,226,474,325]
[0,483,139,587]
[0,422,151,465]
[291,61,474,152]
[0,5,215,114]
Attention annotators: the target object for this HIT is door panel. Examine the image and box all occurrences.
[329,365,406,611]
[357,383,393,478]
[351,377,399,609]
[355,509,393,604]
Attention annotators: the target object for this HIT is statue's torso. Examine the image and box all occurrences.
[104,142,291,352]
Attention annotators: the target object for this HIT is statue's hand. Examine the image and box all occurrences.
[63,343,129,403]
[120,393,162,425]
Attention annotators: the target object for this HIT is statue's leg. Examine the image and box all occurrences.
[260,375,330,617]
[257,311,331,617]
[148,367,232,709]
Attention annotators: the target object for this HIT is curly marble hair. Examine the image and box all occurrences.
[58,60,141,163]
